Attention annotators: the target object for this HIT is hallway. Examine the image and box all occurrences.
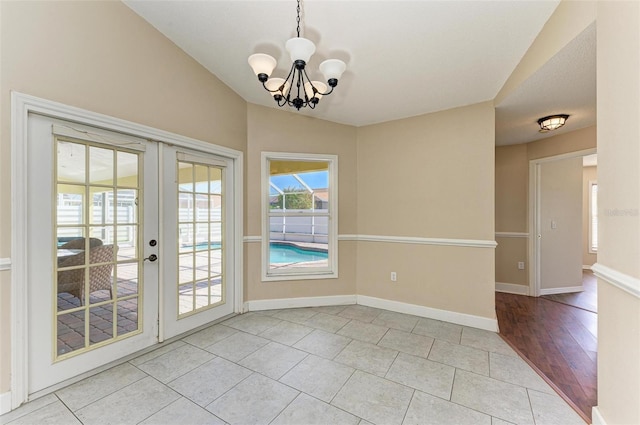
[496,285,597,423]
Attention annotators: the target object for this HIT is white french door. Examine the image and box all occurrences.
[160,145,236,339]
[25,113,236,395]
[27,114,160,393]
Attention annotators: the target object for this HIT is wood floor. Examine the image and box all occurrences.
[541,271,598,313]
[496,288,597,423]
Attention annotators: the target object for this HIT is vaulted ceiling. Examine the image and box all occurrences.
[125,1,596,145]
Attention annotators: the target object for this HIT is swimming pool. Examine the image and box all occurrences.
[269,243,328,263]
[188,242,327,263]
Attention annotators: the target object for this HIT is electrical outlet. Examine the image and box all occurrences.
[518,261,525,270]
[391,272,397,282]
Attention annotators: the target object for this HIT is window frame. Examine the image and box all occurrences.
[261,152,338,281]
[589,180,598,254]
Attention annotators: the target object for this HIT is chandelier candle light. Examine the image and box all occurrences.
[248,0,346,110]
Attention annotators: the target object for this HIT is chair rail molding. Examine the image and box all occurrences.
[495,232,529,238]
[246,234,497,248]
[0,258,11,271]
[592,263,640,299]
[338,234,497,248]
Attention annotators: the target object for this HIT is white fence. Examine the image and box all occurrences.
[269,209,328,244]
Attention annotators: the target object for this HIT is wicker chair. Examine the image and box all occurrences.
[59,237,103,250]
[57,244,117,305]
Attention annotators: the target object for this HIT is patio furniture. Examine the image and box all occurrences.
[59,237,103,250]
[57,244,117,305]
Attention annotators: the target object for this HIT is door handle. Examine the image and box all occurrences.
[144,254,158,262]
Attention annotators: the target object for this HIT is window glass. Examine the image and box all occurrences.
[263,155,337,280]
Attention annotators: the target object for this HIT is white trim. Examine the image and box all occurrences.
[583,265,593,270]
[357,295,499,332]
[588,180,598,254]
[495,282,529,295]
[244,295,357,312]
[0,258,11,271]
[528,148,597,297]
[495,232,529,238]
[52,123,147,151]
[592,263,640,299]
[11,92,30,409]
[591,406,607,425]
[538,285,584,296]
[10,92,244,410]
[0,392,11,415]
[247,234,496,248]
[261,152,338,282]
[338,234,497,248]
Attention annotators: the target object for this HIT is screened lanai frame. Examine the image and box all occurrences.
[261,152,338,281]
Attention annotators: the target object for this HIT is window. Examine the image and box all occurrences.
[262,152,338,280]
[589,181,598,253]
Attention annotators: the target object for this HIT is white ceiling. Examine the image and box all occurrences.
[125,0,565,131]
[495,22,596,146]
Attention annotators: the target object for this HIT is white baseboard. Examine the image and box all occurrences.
[0,391,11,415]
[357,295,499,332]
[591,406,606,425]
[244,295,357,312]
[583,265,593,270]
[244,294,498,332]
[539,285,584,296]
[495,282,529,295]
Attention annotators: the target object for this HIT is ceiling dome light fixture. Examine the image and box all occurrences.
[248,0,346,111]
[537,114,570,133]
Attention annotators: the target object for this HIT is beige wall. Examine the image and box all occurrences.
[0,1,247,395]
[527,126,596,161]
[245,104,358,301]
[582,166,597,267]
[539,157,583,290]
[495,144,528,286]
[356,102,496,319]
[595,2,640,424]
[494,127,596,289]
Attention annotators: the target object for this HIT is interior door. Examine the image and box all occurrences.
[160,145,235,339]
[27,114,160,394]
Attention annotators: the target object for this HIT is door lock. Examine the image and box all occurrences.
[144,254,158,262]
[149,239,157,247]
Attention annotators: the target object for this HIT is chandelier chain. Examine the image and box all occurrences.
[296,0,301,37]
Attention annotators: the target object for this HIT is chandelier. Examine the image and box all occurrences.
[247,0,346,110]
[537,114,569,132]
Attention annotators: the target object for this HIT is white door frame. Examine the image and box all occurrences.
[10,92,244,409]
[527,148,596,297]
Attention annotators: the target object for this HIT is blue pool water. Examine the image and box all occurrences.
[190,242,327,263]
[269,244,328,263]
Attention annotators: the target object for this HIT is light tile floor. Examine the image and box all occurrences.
[1,305,586,425]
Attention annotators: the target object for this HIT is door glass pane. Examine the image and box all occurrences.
[177,160,225,316]
[57,185,84,225]
[89,146,114,185]
[89,304,114,345]
[116,263,139,297]
[57,142,86,183]
[91,188,115,225]
[117,298,139,337]
[55,137,142,359]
